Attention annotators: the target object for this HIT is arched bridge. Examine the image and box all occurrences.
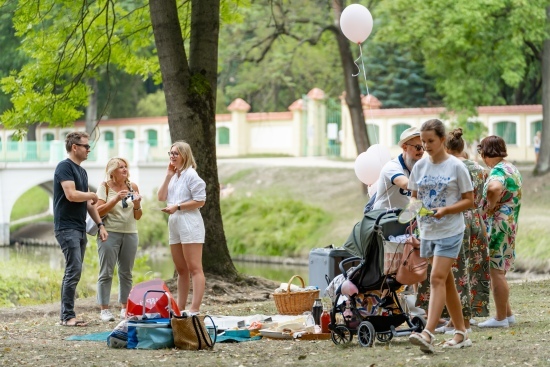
[0,159,169,245]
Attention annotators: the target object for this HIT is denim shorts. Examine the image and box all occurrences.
[420,233,463,259]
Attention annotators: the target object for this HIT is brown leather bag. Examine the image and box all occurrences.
[395,227,428,285]
[171,315,215,350]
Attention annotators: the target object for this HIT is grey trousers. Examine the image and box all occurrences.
[55,229,87,322]
[96,231,138,306]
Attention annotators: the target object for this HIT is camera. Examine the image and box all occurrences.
[122,192,134,208]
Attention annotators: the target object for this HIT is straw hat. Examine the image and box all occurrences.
[397,127,420,146]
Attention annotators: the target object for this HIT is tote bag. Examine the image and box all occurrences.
[395,231,428,285]
[171,315,216,350]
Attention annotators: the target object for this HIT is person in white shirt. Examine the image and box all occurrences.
[367,127,425,212]
[158,141,206,315]
[407,119,474,353]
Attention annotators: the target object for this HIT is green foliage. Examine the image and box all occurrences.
[136,197,169,248]
[0,0,159,131]
[221,195,331,257]
[0,237,154,307]
[0,260,62,307]
[0,2,27,114]
[10,187,49,221]
[136,90,167,117]
[217,1,344,112]
[450,119,488,144]
[376,0,549,115]
[366,43,441,108]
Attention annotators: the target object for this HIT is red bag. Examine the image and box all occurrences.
[126,279,180,318]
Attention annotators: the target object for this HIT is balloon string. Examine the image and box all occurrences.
[353,43,390,207]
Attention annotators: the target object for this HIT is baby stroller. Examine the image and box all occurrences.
[328,208,426,347]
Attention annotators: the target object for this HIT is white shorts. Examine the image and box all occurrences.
[168,209,205,245]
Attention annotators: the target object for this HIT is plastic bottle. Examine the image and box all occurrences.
[312,298,323,325]
[321,310,330,333]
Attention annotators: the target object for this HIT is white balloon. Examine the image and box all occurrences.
[340,4,374,44]
[354,144,391,185]
[368,180,378,197]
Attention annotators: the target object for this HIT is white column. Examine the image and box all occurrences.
[118,138,132,162]
[49,140,65,164]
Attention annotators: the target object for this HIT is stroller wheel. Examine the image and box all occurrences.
[376,332,393,343]
[357,321,376,347]
[331,325,353,345]
[411,316,426,333]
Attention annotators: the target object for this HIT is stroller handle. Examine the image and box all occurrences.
[374,208,402,226]
[339,256,363,277]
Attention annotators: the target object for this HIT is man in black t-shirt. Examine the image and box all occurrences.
[53,132,108,326]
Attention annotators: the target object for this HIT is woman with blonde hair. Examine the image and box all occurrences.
[96,157,142,322]
[158,141,206,315]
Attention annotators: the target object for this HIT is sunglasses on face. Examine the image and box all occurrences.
[74,143,91,150]
[168,151,179,157]
[405,143,424,151]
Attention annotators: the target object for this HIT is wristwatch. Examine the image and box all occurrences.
[177,204,181,211]
[97,222,105,228]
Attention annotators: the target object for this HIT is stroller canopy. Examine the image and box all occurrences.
[343,209,401,258]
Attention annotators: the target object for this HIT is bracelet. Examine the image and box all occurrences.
[97,222,105,228]
[134,207,142,211]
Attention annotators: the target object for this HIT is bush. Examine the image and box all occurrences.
[136,197,169,248]
[221,195,330,257]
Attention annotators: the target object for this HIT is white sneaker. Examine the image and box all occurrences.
[435,324,455,334]
[120,308,127,320]
[469,318,477,325]
[507,315,516,325]
[478,317,509,328]
[100,309,115,322]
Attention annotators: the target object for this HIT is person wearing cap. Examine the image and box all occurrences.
[367,126,425,211]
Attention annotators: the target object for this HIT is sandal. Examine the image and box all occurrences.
[443,330,472,349]
[409,329,436,354]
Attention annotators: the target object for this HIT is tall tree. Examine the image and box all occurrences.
[0,0,237,277]
[377,0,550,174]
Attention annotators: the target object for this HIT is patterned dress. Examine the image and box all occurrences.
[417,159,490,318]
[481,161,522,271]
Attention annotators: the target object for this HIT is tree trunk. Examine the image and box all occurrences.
[26,123,38,141]
[85,78,98,140]
[149,0,237,277]
[332,0,370,155]
[535,6,550,175]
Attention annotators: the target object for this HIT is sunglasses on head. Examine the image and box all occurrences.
[405,143,424,151]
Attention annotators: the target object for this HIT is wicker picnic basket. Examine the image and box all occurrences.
[273,275,320,315]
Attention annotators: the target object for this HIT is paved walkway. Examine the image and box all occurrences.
[218,156,355,169]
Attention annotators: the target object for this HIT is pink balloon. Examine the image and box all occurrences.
[340,4,374,44]
[354,144,391,185]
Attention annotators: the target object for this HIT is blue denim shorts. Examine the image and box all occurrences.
[420,233,463,259]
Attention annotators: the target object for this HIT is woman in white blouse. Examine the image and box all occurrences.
[158,141,206,315]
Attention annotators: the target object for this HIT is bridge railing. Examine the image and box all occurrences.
[0,140,168,163]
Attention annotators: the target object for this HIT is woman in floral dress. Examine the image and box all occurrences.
[477,136,522,328]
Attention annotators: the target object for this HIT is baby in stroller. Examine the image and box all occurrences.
[327,209,425,347]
